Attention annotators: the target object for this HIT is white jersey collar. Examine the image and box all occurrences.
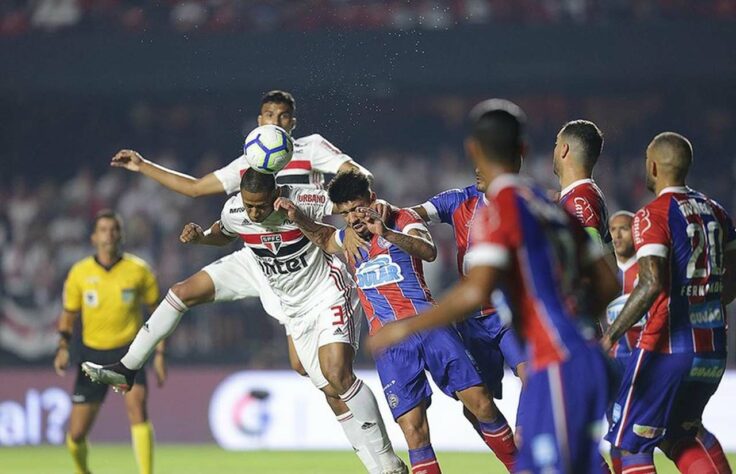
[658,185,689,196]
[616,256,637,272]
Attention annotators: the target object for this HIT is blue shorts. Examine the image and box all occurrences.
[516,347,609,473]
[606,349,725,453]
[455,316,527,399]
[375,326,483,420]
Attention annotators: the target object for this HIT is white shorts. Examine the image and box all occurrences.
[287,287,362,389]
[201,248,284,321]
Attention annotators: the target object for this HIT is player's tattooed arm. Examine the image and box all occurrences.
[111,149,225,198]
[179,221,235,246]
[274,198,342,254]
[358,207,437,261]
[602,255,665,351]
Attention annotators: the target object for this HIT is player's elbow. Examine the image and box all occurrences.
[424,246,437,262]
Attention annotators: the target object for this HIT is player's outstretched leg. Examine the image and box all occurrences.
[456,385,517,471]
[319,343,407,474]
[84,272,214,391]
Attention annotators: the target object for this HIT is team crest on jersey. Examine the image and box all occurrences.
[84,290,99,307]
[355,255,404,289]
[261,234,283,254]
[121,288,135,304]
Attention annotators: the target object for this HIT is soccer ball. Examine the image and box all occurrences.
[243,125,294,174]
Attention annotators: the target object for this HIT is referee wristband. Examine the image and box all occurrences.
[59,330,72,343]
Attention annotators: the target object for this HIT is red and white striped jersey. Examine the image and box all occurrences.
[214,134,351,193]
[218,185,351,317]
[633,186,735,354]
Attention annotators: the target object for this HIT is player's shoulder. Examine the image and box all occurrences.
[68,256,96,276]
[293,133,323,147]
[638,192,673,217]
[222,194,245,213]
[283,185,328,203]
[121,252,151,267]
[294,133,342,154]
[121,252,154,272]
[395,207,425,227]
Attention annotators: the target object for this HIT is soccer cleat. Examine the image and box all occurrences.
[381,459,409,474]
[81,361,135,393]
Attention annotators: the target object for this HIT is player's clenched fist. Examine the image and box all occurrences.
[111,149,145,172]
[180,223,205,243]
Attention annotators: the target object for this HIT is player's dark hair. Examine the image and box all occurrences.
[240,168,276,194]
[92,209,123,232]
[560,120,604,167]
[261,90,296,112]
[328,170,371,204]
[468,99,526,165]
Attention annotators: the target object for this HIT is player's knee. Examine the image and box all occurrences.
[400,421,430,448]
[472,395,498,421]
[170,280,202,307]
[322,366,355,394]
[67,429,87,444]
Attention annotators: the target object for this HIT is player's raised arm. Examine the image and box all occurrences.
[111,149,226,198]
[179,220,235,246]
[358,207,437,262]
[274,197,342,254]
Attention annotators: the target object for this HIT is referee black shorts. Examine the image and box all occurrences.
[72,344,147,404]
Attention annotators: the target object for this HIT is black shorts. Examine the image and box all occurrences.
[72,344,147,404]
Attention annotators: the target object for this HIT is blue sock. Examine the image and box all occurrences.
[621,452,654,470]
[408,444,437,465]
[477,414,509,433]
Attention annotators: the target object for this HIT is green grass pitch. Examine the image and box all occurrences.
[3,444,735,473]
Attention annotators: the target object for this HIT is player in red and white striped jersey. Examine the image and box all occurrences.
[602,132,735,474]
[85,170,406,474]
[102,92,404,473]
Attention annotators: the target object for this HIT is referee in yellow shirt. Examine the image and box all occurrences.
[53,209,166,474]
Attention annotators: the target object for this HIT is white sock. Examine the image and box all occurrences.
[337,411,381,474]
[340,379,402,470]
[121,290,187,370]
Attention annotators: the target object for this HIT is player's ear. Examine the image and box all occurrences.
[370,191,377,203]
[257,115,264,127]
[290,117,297,133]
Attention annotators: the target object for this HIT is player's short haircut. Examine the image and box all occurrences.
[609,210,635,223]
[650,132,693,180]
[328,170,371,204]
[559,120,604,167]
[240,168,276,194]
[468,99,526,164]
[92,209,123,232]
[261,90,296,112]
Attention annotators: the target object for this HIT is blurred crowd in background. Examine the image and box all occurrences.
[2,0,735,370]
[1,0,735,36]
[3,91,736,367]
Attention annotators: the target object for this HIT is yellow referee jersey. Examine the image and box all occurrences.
[63,253,159,350]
